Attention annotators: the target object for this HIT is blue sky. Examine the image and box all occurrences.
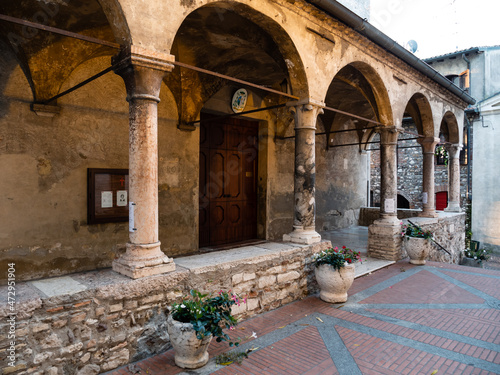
[370,0,498,58]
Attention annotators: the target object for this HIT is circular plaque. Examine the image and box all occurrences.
[231,88,248,113]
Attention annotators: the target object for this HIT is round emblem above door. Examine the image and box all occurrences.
[231,88,248,113]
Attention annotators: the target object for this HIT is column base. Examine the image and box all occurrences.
[368,220,402,261]
[112,242,175,279]
[283,229,321,244]
[444,202,462,212]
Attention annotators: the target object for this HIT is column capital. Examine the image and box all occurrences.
[287,98,324,130]
[418,137,440,153]
[113,45,175,102]
[375,125,403,145]
[445,143,463,158]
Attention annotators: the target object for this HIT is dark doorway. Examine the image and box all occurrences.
[436,191,448,211]
[397,194,410,209]
[199,113,259,248]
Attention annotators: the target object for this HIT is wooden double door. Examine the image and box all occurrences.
[199,113,259,248]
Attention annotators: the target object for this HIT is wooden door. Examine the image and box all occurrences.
[435,191,448,211]
[199,113,258,248]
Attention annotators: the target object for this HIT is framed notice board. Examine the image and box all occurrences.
[87,168,129,224]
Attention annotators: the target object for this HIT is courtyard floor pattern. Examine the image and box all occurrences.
[105,261,500,375]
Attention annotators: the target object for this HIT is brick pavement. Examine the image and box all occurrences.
[105,261,500,375]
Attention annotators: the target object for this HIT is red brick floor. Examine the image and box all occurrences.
[105,261,500,375]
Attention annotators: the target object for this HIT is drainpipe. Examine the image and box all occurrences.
[306,0,476,105]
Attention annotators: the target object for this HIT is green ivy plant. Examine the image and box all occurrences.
[169,289,246,347]
[313,246,362,271]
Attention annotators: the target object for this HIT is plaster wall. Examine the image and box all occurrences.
[471,111,500,252]
[0,53,199,281]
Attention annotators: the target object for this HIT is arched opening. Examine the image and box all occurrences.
[0,0,119,102]
[319,61,392,229]
[169,4,307,248]
[397,194,410,209]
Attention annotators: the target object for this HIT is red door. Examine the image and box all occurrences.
[199,113,258,248]
[435,191,448,211]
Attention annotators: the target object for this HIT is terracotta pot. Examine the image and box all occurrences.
[405,237,431,265]
[166,315,212,369]
[315,263,355,303]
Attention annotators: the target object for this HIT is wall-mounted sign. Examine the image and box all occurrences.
[87,168,129,224]
[231,88,248,113]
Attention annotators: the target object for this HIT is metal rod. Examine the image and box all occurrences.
[38,64,118,105]
[0,14,121,49]
[188,104,287,125]
[327,140,380,148]
[172,61,299,100]
[322,104,386,126]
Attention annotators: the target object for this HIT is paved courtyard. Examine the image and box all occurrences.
[106,260,500,375]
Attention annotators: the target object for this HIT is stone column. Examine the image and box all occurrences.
[112,46,176,278]
[368,126,403,260]
[283,99,324,244]
[444,143,463,212]
[418,137,440,218]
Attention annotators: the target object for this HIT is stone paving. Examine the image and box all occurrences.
[106,260,500,375]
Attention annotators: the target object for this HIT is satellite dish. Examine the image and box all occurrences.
[405,40,418,53]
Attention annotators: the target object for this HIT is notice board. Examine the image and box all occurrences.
[87,168,129,224]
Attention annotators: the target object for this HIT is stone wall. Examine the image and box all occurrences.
[361,207,465,263]
[0,242,329,375]
[401,214,466,264]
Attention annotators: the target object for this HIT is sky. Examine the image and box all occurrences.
[370,0,498,59]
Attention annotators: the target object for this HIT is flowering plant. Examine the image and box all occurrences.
[401,221,433,240]
[313,246,362,271]
[169,289,246,347]
[464,247,492,263]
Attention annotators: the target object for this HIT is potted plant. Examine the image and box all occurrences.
[166,289,245,369]
[313,246,361,303]
[461,246,492,268]
[401,221,433,265]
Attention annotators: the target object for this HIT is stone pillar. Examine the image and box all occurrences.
[283,99,324,244]
[419,137,440,218]
[112,46,176,278]
[368,126,403,260]
[444,143,463,212]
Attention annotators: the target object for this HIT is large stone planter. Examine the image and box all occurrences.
[166,315,213,369]
[314,263,355,303]
[404,237,431,265]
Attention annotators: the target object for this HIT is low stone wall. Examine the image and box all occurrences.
[0,241,329,375]
[401,213,466,264]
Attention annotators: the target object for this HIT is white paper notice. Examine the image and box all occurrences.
[422,192,428,204]
[129,202,135,232]
[101,191,113,208]
[384,198,395,213]
[117,191,127,207]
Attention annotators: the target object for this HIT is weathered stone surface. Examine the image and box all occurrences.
[75,364,100,375]
[258,275,276,288]
[101,349,129,371]
[277,271,300,284]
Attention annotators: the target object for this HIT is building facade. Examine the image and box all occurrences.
[424,46,500,253]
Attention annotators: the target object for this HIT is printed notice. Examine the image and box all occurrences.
[422,192,428,204]
[117,191,127,207]
[129,202,135,232]
[384,198,395,213]
[101,191,113,208]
